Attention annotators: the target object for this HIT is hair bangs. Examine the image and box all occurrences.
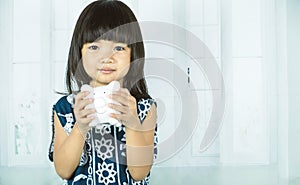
[81,2,138,46]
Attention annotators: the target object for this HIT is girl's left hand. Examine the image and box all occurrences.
[108,88,141,129]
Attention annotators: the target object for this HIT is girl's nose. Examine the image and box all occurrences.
[101,57,114,63]
[99,46,115,63]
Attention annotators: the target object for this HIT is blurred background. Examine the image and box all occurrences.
[0,0,300,184]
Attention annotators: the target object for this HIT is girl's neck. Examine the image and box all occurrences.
[89,79,124,88]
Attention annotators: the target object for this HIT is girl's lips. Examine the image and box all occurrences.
[99,68,116,74]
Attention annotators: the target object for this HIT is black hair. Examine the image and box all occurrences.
[66,0,151,101]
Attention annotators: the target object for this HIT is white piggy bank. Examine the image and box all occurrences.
[80,81,122,127]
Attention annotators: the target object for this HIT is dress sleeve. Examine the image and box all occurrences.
[48,106,55,162]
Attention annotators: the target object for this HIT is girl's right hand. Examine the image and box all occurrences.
[73,91,96,137]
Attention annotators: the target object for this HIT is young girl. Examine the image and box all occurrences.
[48,1,158,184]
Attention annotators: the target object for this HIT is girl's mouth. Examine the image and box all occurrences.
[99,68,116,74]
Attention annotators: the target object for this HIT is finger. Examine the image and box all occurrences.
[119,88,131,96]
[112,88,131,99]
[111,91,137,108]
[108,103,127,114]
[79,116,95,125]
[110,93,129,107]
[76,91,90,101]
[76,98,94,111]
[119,89,136,105]
[109,113,125,121]
[78,108,96,118]
[110,113,141,130]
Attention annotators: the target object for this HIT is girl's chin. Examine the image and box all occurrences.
[90,78,122,87]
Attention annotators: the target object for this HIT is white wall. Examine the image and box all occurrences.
[220,0,277,165]
[287,0,300,180]
[0,0,51,166]
[0,0,12,166]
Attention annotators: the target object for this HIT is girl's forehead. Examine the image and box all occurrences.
[91,39,128,45]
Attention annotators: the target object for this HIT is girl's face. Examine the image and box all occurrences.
[81,40,131,87]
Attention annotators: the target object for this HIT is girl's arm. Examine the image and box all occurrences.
[126,104,157,181]
[53,91,95,179]
[109,88,157,181]
[53,112,86,179]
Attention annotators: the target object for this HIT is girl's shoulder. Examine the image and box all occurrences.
[137,98,156,109]
[136,98,156,122]
[53,94,75,114]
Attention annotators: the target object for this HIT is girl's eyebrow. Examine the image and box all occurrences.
[92,40,121,44]
[91,40,128,47]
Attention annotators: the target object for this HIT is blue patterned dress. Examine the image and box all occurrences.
[48,95,158,185]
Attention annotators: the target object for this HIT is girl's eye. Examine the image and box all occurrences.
[88,45,99,50]
[114,46,125,51]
